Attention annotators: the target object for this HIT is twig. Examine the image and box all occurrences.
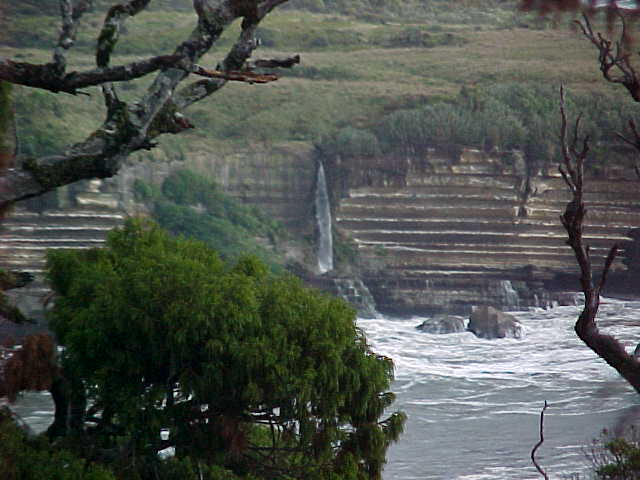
[191,65,279,84]
[531,400,549,480]
[576,12,640,102]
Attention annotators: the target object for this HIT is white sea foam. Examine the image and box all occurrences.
[358,298,640,479]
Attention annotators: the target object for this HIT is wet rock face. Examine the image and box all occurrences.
[416,314,466,334]
[467,306,524,340]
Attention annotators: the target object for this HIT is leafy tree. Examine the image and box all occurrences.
[45,219,405,479]
[317,84,634,176]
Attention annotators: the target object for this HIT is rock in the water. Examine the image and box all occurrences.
[416,314,466,334]
[467,306,524,339]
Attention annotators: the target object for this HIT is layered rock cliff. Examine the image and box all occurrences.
[0,145,638,319]
[327,148,640,315]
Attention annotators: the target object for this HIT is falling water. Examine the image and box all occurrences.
[315,162,333,274]
[334,277,379,319]
[499,279,521,311]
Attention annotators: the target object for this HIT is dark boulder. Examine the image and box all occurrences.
[416,314,466,334]
[467,305,524,339]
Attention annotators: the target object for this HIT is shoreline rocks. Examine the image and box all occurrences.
[467,305,524,339]
[416,314,466,334]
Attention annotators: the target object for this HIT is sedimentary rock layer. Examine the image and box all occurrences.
[329,149,640,315]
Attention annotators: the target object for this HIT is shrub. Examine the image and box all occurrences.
[587,427,640,480]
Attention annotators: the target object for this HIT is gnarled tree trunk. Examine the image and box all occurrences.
[558,85,640,394]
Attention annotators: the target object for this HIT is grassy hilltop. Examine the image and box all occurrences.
[2,0,635,169]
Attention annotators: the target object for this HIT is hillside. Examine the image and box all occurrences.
[1,2,631,159]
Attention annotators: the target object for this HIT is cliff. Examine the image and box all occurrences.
[327,148,640,315]
[1,145,639,319]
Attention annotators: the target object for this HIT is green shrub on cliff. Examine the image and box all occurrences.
[135,170,281,266]
[318,83,636,174]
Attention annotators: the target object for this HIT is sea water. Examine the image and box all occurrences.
[357,298,640,479]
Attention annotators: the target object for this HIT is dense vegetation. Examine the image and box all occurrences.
[134,169,282,266]
[316,83,638,175]
[3,2,640,478]
[37,219,405,479]
[0,408,116,480]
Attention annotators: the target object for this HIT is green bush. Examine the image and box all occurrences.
[317,127,381,158]
[316,83,638,176]
[586,427,640,480]
[138,170,282,266]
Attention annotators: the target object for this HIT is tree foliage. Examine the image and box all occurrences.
[45,219,404,479]
[0,407,115,480]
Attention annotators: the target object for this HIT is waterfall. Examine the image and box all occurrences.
[334,277,379,319]
[499,280,520,311]
[315,162,333,274]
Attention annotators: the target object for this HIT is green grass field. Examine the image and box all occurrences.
[1,2,634,165]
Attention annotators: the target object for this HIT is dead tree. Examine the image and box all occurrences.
[558,85,640,394]
[520,1,640,102]
[576,12,640,102]
[0,0,299,210]
[520,1,640,15]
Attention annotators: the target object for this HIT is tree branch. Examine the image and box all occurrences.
[0,55,184,95]
[174,2,273,109]
[248,54,300,69]
[558,86,640,394]
[531,401,549,480]
[96,0,151,68]
[576,13,640,101]
[191,64,278,83]
[53,0,93,75]
[520,1,640,15]
[0,0,293,209]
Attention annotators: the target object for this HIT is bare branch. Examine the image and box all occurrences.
[531,401,549,480]
[558,165,575,194]
[96,0,150,69]
[249,54,301,69]
[174,6,300,110]
[576,13,640,102]
[559,85,578,192]
[191,65,278,83]
[52,0,74,74]
[520,1,640,16]
[0,55,184,95]
[598,244,619,292]
[96,0,152,113]
[53,0,93,74]
[558,87,640,394]
[0,0,293,209]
